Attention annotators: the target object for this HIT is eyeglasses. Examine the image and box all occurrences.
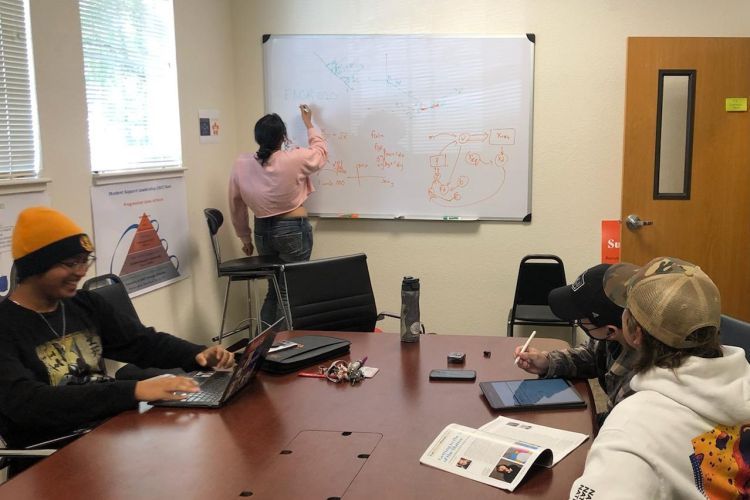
[576,320,608,339]
[57,254,96,271]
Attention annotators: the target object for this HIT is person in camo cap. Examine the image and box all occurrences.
[515,263,638,425]
[570,257,750,500]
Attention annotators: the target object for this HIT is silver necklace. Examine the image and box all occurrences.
[36,301,66,338]
[11,298,67,338]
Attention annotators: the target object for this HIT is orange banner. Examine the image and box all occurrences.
[601,220,621,264]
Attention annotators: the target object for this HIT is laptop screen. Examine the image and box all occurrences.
[220,317,284,401]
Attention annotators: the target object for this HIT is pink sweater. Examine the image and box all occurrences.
[228,127,328,244]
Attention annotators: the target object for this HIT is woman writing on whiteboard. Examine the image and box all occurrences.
[228,104,328,327]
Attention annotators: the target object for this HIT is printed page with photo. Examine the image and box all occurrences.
[419,423,553,492]
[479,415,589,466]
[420,417,588,491]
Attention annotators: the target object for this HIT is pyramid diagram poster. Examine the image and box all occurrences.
[90,178,190,296]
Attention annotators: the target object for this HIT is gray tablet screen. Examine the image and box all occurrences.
[490,379,583,406]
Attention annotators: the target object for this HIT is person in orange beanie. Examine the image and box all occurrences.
[0,206,234,476]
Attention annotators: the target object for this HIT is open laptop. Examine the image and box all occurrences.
[153,317,283,408]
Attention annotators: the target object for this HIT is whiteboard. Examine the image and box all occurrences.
[263,35,534,220]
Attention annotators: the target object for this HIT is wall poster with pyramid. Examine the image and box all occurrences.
[90,177,191,297]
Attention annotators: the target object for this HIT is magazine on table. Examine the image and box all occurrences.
[419,416,589,492]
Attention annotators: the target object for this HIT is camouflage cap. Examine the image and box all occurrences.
[603,257,721,348]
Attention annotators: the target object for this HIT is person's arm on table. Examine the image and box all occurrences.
[546,338,601,379]
[85,291,233,372]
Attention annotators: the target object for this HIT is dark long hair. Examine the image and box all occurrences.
[627,313,722,373]
[254,113,287,166]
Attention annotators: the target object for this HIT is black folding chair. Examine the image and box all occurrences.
[507,254,576,344]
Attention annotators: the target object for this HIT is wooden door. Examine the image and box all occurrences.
[621,38,750,320]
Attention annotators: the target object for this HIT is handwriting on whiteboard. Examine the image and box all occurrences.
[427,128,514,207]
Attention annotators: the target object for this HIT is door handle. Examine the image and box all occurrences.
[625,214,654,230]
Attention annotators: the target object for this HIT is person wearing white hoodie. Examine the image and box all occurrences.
[569,257,750,500]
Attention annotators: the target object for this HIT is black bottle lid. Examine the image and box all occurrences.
[402,276,420,291]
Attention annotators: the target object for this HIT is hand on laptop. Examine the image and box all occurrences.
[195,345,236,370]
[135,375,200,401]
[513,347,550,376]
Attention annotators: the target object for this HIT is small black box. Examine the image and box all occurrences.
[447,351,466,364]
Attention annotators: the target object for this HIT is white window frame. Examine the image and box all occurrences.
[79,0,182,179]
[0,0,41,185]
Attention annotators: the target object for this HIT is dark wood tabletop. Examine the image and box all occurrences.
[0,332,595,499]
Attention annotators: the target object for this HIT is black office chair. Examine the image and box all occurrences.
[0,438,55,475]
[507,254,576,344]
[0,428,90,479]
[720,314,750,363]
[82,273,185,380]
[281,253,385,332]
[82,273,139,321]
[204,208,288,343]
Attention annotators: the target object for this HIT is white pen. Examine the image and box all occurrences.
[514,330,537,366]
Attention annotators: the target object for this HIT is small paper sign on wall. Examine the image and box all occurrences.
[601,220,621,264]
[199,109,220,143]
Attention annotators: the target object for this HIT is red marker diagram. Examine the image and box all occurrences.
[427,128,514,207]
[314,128,399,189]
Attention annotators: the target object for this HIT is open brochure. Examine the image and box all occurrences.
[419,416,589,492]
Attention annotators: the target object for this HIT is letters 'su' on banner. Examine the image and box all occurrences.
[601,220,621,264]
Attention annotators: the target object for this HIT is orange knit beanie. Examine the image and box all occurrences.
[12,206,94,280]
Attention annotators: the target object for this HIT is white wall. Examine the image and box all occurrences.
[25,0,239,344]
[17,0,750,344]
[230,0,750,337]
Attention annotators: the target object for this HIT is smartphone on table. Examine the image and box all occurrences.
[429,369,476,381]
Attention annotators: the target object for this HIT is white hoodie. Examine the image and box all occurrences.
[570,346,750,500]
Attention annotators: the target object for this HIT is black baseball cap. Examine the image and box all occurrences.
[548,263,623,328]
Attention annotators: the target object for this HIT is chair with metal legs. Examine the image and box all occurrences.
[204,208,288,344]
[507,254,577,345]
[0,428,90,480]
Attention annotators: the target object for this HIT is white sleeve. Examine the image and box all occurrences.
[569,428,662,500]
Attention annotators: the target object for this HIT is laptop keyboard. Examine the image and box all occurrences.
[181,372,231,405]
[182,390,222,405]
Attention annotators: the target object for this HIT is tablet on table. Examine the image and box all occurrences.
[479,378,586,410]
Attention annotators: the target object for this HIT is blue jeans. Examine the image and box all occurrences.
[254,217,313,328]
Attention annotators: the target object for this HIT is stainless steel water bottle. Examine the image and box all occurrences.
[400,276,422,342]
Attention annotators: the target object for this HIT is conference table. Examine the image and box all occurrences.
[0,332,596,499]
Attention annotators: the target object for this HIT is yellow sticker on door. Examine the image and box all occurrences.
[725,97,748,112]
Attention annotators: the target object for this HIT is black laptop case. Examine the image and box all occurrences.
[261,335,351,374]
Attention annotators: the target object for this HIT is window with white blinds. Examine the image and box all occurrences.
[0,0,39,180]
[79,0,182,174]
